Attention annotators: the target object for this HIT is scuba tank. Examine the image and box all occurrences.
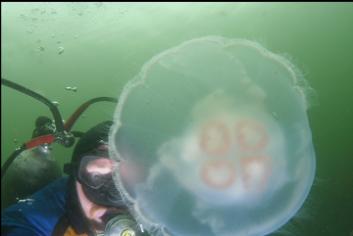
[1,116,62,209]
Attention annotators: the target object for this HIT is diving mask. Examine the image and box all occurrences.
[76,151,125,208]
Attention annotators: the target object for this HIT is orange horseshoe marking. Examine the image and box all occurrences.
[240,156,271,191]
[201,159,236,189]
[236,119,268,152]
[199,120,231,157]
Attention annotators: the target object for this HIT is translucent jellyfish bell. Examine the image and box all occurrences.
[109,37,316,236]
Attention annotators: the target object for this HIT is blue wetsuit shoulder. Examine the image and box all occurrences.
[1,177,69,236]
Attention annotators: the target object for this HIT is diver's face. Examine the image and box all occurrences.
[75,156,125,233]
[76,181,107,231]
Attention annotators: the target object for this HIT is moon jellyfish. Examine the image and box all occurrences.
[109,36,316,236]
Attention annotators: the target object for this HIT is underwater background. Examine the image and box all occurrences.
[1,2,352,235]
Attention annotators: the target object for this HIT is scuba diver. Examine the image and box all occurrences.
[1,78,147,236]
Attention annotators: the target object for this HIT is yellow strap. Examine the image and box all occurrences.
[63,226,88,236]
